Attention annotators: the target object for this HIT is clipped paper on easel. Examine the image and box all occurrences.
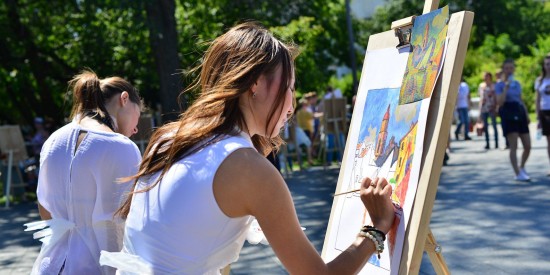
[322,46,430,274]
[399,5,449,105]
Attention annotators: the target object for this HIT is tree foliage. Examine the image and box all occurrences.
[1,0,548,126]
[1,0,352,126]
[0,0,155,126]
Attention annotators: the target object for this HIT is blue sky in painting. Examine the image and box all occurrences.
[358,88,420,147]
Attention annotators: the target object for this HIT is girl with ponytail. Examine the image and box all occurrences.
[26,70,143,274]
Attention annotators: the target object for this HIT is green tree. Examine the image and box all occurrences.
[174,0,352,98]
[271,17,325,95]
[0,0,156,126]
[516,35,550,112]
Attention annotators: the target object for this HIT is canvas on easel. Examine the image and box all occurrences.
[321,37,432,275]
[321,2,473,274]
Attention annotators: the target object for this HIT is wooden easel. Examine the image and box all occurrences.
[394,1,473,274]
[321,0,473,274]
[424,229,449,275]
[319,97,347,168]
[0,125,30,208]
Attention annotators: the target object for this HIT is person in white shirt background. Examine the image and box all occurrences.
[535,53,550,176]
[25,70,143,275]
[454,78,472,140]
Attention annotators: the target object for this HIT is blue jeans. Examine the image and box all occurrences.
[481,112,499,148]
[455,108,470,138]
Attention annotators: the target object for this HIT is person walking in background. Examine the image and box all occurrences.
[25,70,143,274]
[496,59,531,181]
[496,70,510,149]
[479,72,499,149]
[101,22,395,274]
[535,53,550,176]
[455,78,472,140]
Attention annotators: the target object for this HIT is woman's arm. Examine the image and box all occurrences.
[215,149,394,275]
[38,202,52,220]
[497,82,509,107]
[535,86,540,121]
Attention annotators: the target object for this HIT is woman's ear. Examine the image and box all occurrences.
[120,91,129,106]
[250,82,259,98]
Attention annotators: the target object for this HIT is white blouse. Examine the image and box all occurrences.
[25,122,141,275]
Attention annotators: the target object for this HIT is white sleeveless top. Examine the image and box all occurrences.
[101,133,255,274]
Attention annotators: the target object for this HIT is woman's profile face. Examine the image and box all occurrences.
[484,73,492,82]
[117,102,141,137]
[253,66,295,138]
[502,62,515,77]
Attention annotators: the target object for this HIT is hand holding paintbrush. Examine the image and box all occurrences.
[334,177,395,234]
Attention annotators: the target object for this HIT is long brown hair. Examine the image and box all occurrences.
[68,69,141,127]
[116,22,298,218]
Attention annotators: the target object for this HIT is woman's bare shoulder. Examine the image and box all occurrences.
[214,148,289,217]
[219,148,282,185]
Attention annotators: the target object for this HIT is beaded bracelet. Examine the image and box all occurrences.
[361,225,386,242]
[357,231,384,259]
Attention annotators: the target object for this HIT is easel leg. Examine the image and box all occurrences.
[424,228,450,275]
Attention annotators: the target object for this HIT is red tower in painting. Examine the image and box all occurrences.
[375,105,390,158]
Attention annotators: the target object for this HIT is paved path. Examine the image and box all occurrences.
[2,124,549,274]
[0,202,40,274]
[418,124,550,274]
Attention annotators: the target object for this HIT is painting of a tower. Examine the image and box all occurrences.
[375,105,390,158]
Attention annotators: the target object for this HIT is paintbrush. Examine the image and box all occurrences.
[332,188,361,197]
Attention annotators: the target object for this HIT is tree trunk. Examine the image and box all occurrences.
[5,0,68,124]
[145,0,183,123]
